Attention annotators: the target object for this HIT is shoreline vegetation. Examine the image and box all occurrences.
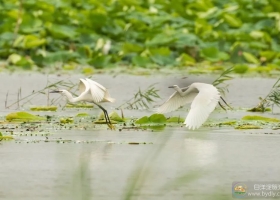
[0,0,280,74]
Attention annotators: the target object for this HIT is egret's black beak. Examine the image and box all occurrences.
[168,86,175,88]
[49,90,60,93]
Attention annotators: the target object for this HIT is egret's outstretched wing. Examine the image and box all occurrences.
[78,79,92,100]
[156,87,198,114]
[184,83,220,130]
[85,78,106,103]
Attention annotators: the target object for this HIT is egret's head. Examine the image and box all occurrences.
[50,90,67,95]
[168,85,178,89]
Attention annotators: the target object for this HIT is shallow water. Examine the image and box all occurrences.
[1,73,280,200]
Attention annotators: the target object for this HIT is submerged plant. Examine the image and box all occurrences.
[212,67,234,96]
[117,84,160,110]
[248,78,280,112]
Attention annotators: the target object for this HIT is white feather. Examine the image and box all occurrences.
[85,78,106,103]
[156,91,198,114]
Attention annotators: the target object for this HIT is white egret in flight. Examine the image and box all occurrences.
[50,78,115,130]
[156,83,231,130]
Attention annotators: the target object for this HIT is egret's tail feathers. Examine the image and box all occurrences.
[103,90,115,103]
[106,97,115,103]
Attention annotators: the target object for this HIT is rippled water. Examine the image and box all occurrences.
[0,73,280,200]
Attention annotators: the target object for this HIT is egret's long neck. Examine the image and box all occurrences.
[63,91,80,103]
[173,86,191,96]
[173,86,183,94]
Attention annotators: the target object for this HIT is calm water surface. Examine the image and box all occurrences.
[0,73,279,200]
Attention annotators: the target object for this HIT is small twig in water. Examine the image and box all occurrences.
[5,91,9,109]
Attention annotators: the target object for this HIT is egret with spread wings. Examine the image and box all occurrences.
[156,82,231,130]
[50,78,115,130]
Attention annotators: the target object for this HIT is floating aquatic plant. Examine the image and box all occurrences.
[166,116,184,123]
[60,117,74,124]
[135,113,166,125]
[218,120,237,126]
[0,132,14,141]
[6,111,45,122]
[242,115,280,122]
[235,124,262,129]
[76,113,89,117]
[95,111,124,124]
[30,106,58,111]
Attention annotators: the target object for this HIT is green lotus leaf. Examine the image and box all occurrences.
[6,112,45,122]
[30,106,57,111]
[242,115,280,122]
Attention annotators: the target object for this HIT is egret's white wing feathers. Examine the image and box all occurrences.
[85,78,106,103]
[86,78,115,103]
[184,83,220,130]
[86,78,106,91]
[78,79,86,94]
[156,91,198,114]
[78,79,92,101]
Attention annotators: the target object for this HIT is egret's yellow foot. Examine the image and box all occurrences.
[108,123,116,130]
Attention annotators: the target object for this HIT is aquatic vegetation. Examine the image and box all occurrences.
[135,116,149,125]
[247,107,271,112]
[235,124,262,129]
[140,125,166,131]
[60,117,74,124]
[135,114,166,125]
[30,106,57,111]
[2,0,280,71]
[0,132,13,141]
[6,111,45,122]
[249,78,280,112]
[166,117,184,123]
[109,111,125,122]
[218,121,237,126]
[117,84,160,110]
[242,115,280,122]
[75,113,89,117]
[6,79,78,109]
[234,64,249,74]
[95,111,124,124]
[212,67,234,96]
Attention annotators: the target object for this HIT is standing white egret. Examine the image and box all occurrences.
[156,82,231,130]
[50,78,115,130]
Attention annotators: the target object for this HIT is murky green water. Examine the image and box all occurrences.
[1,73,280,200]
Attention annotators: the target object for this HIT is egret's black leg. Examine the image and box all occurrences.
[94,103,114,130]
[99,105,110,124]
[220,97,233,110]
[103,109,111,125]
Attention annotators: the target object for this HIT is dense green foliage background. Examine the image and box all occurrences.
[1,0,280,69]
